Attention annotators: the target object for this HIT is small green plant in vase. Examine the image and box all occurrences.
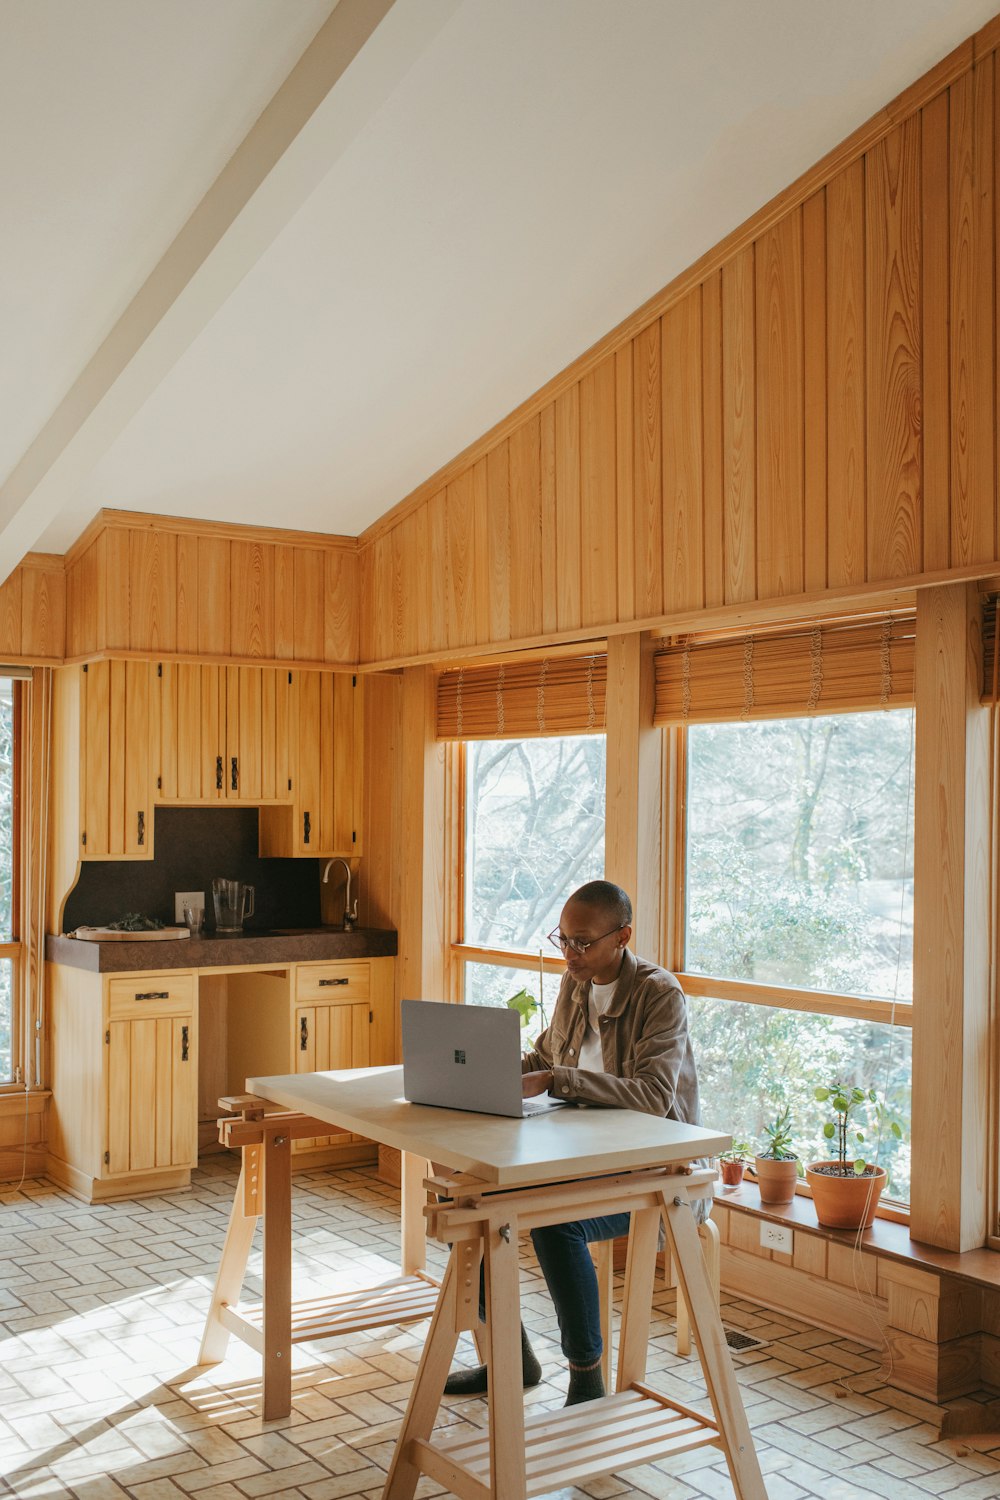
[806,1080,902,1229]
[718,1141,753,1187]
[753,1106,799,1205]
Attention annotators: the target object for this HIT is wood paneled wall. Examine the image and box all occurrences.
[358,27,1000,667]
[0,554,65,663]
[65,511,358,668]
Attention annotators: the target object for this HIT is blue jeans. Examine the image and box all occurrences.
[530,1213,631,1365]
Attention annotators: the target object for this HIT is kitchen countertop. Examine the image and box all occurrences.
[45,927,398,973]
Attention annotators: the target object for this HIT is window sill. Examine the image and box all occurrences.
[715,1179,1000,1290]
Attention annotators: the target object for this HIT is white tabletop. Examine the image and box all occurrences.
[246,1065,731,1186]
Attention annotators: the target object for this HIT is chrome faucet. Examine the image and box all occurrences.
[322,858,358,931]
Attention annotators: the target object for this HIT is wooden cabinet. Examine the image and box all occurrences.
[106,974,198,1175]
[260,671,362,857]
[48,956,394,1202]
[80,660,154,859]
[47,965,197,1202]
[154,663,292,805]
[292,959,390,1154]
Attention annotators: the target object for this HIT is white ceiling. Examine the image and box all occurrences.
[3,0,998,565]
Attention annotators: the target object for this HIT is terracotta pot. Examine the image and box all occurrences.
[719,1158,746,1186]
[806,1161,887,1228]
[754,1155,798,1205]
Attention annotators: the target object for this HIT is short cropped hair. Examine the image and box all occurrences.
[570,880,632,929]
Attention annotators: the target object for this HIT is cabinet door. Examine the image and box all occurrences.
[225,666,291,803]
[291,671,359,855]
[294,999,370,1148]
[106,1013,196,1175]
[81,660,152,859]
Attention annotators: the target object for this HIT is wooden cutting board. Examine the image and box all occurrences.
[71,926,191,942]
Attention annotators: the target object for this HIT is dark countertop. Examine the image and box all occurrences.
[46,927,398,973]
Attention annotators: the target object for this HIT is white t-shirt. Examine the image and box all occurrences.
[576,978,618,1073]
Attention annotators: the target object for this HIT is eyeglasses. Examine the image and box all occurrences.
[547,924,624,956]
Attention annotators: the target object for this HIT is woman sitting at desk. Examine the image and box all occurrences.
[445,878,702,1406]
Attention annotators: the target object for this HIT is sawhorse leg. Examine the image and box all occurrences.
[662,1192,766,1500]
[676,1216,721,1357]
[198,1145,262,1363]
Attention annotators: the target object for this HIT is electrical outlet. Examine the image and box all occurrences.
[175,890,205,923]
[759,1222,792,1255]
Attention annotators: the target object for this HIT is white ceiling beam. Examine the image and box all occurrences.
[0,0,460,581]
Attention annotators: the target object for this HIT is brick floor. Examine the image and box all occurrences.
[2,1157,1000,1499]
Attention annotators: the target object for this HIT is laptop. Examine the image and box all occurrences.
[401,999,568,1118]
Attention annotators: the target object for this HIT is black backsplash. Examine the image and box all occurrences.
[62,807,321,933]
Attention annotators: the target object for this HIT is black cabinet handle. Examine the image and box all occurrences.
[216,755,223,790]
[231,756,238,791]
[134,991,170,1001]
[300,1016,308,1050]
[181,1025,189,1062]
[137,810,145,846]
[318,977,349,987]
[303,811,311,845]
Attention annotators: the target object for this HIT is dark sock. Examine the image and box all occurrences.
[443,1322,542,1396]
[564,1357,605,1406]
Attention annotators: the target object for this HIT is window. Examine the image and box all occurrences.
[458,734,606,1039]
[0,678,20,1085]
[681,710,914,1203]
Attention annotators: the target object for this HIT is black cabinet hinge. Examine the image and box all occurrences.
[352,674,357,687]
[82,831,87,847]
[82,663,88,674]
[105,1030,110,1045]
[157,663,162,677]
[157,776,162,790]
[287,778,292,791]
[352,830,356,844]
[288,671,293,684]
[104,1150,109,1165]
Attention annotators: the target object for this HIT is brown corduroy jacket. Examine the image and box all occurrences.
[521,947,701,1125]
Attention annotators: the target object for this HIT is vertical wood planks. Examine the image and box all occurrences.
[231,542,274,659]
[922,89,951,572]
[21,560,66,660]
[950,59,996,566]
[579,353,617,627]
[615,344,635,621]
[701,272,725,608]
[756,211,804,598]
[446,470,476,650]
[554,386,582,632]
[486,445,512,643]
[293,547,324,662]
[662,289,704,613]
[0,570,20,658]
[273,546,296,662]
[722,246,756,603]
[539,405,558,635]
[866,118,922,580]
[826,161,867,586]
[801,191,828,592]
[325,547,357,665]
[508,417,542,640]
[632,320,663,619]
[198,538,231,658]
[105,529,130,651]
[129,529,176,653]
[175,534,199,656]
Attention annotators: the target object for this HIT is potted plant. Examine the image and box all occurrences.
[806,1080,902,1229]
[753,1106,799,1205]
[718,1141,753,1187]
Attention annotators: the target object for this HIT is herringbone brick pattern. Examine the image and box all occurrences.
[2,1157,1000,1498]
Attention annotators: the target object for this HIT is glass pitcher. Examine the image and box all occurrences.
[212,878,255,933]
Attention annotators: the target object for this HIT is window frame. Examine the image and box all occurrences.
[670,711,915,1221]
[450,736,605,1004]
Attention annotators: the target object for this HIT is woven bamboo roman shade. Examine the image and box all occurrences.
[653,615,915,724]
[437,655,607,740]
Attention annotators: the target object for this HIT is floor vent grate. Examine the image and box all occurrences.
[723,1327,769,1353]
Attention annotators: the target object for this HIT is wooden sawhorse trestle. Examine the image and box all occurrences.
[383,1163,766,1500]
[197,1097,439,1419]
